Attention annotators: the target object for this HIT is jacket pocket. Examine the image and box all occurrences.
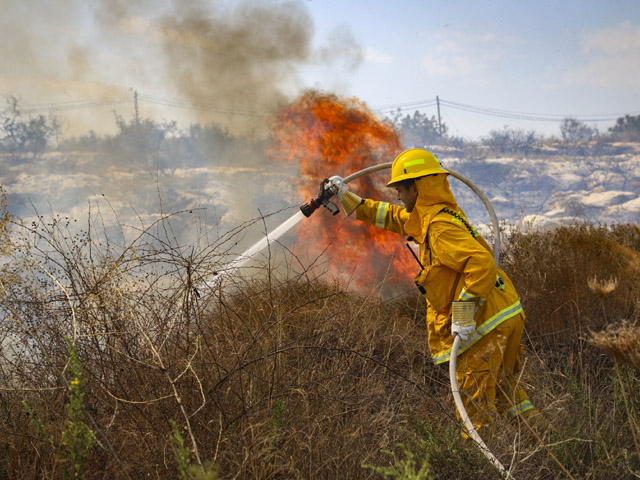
[416,265,459,313]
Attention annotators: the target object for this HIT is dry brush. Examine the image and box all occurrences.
[1,198,640,479]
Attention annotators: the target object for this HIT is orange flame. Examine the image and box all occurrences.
[268,91,417,291]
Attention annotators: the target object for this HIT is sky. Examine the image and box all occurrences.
[303,0,640,138]
[1,0,639,140]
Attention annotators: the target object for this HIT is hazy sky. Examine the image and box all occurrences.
[304,0,640,138]
[1,0,639,139]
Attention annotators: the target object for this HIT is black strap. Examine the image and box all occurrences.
[415,207,479,274]
[439,208,504,289]
[439,207,478,238]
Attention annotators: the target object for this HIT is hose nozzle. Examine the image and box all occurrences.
[300,178,339,217]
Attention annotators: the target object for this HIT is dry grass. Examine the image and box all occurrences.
[588,321,640,371]
[2,198,640,478]
[502,223,640,363]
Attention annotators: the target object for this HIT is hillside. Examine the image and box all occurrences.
[434,142,640,231]
[2,142,639,246]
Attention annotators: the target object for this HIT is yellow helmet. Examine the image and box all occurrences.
[387,148,448,186]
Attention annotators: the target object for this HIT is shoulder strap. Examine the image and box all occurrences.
[438,208,504,290]
[438,207,478,238]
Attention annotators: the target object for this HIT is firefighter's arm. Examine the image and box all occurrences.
[327,177,408,231]
[356,198,410,235]
[431,221,496,304]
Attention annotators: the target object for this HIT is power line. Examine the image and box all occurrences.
[5,92,640,124]
[442,100,570,122]
[4,93,270,117]
[16,99,129,115]
[137,93,270,117]
[440,99,628,122]
[373,98,438,112]
[381,97,640,123]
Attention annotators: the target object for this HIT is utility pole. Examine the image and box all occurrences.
[436,95,442,136]
[133,90,140,126]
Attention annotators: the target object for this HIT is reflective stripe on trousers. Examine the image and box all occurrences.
[454,311,535,430]
[506,400,535,419]
[432,299,523,365]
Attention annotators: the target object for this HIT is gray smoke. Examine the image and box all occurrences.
[160,1,312,136]
[0,0,364,264]
[0,0,363,137]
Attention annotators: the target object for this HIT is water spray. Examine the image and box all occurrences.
[221,210,306,277]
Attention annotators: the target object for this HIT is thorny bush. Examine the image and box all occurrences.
[1,193,640,479]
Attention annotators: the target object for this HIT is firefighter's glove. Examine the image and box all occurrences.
[451,301,476,342]
[328,176,347,199]
[328,175,362,216]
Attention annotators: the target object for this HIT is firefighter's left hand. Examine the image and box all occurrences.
[451,321,476,342]
[328,175,348,201]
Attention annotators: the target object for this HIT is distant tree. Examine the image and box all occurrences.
[188,122,267,167]
[0,96,61,156]
[444,134,469,151]
[483,126,539,156]
[559,117,597,145]
[188,123,233,165]
[389,109,444,147]
[106,114,178,168]
[59,130,103,152]
[608,114,640,141]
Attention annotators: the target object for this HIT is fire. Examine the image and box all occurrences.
[268,90,418,291]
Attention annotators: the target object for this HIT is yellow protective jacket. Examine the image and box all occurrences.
[356,174,524,364]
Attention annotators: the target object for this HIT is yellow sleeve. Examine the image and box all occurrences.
[430,219,496,300]
[355,198,410,235]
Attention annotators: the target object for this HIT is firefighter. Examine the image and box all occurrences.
[328,148,538,434]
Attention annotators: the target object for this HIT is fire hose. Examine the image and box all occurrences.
[302,162,512,478]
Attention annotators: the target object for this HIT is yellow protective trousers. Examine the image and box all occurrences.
[455,312,536,432]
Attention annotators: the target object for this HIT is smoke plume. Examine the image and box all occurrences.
[0,0,363,137]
